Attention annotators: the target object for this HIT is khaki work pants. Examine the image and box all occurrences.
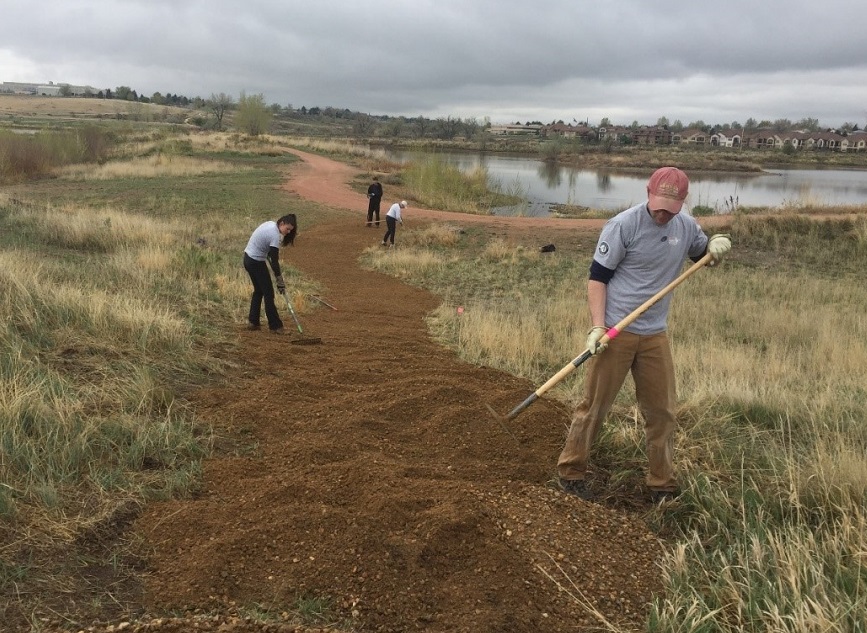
[556,331,678,491]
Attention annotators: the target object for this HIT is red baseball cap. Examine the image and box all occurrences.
[647,167,689,214]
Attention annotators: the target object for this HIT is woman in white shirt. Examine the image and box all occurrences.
[243,214,297,333]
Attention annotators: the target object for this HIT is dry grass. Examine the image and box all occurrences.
[57,154,241,180]
[0,94,191,119]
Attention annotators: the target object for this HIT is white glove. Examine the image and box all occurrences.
[586,326,608,356]
[707,234,732,265]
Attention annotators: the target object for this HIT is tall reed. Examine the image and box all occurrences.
[401,157,522,215]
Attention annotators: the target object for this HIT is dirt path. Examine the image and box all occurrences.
[130,151,670,633]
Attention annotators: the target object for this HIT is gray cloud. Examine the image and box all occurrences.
[3,0,866,127]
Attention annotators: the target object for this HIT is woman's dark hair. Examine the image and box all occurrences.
[277,214,297,247]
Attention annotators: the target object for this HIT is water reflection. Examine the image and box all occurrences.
[380,148,867,217]
[538,161,562,188]
[596,171,612,193]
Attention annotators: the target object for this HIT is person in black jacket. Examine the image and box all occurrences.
[366,176,383,227]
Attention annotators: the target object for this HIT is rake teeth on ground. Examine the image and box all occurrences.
[484,403,522,445]
[290,336,322,345]
[309,295,337,310]
[484,402,505,422]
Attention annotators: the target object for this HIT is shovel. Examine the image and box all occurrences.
[279,291,322,345]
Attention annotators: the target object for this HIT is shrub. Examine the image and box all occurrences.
[691,204,715,216]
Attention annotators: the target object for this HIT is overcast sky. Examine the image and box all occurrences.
[3,0,866,128]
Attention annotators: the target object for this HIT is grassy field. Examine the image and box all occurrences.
[0,95,202,126]
[361,212,867,632]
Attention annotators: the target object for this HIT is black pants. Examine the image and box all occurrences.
[367,199,381,226]
[383,216,397,244]
[243,253,283,330]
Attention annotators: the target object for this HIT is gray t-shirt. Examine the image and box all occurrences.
[593,203,708,335]
[244,221,281,261]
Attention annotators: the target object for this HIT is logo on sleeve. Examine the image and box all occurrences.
[598,241,609,255]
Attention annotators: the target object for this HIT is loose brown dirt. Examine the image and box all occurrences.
[47,150,697,633]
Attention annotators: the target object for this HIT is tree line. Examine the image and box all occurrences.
[74,84,861,138]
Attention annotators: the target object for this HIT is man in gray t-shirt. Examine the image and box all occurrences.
[556,167,731,503]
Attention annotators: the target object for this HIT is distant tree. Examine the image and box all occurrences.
[151,92,166,105]
[795,117,819,132]
[115,86,134,100]
[744,118,758,130]
[234,92,272,136]
[656,116,669,128]
[630,120,639,129]
[730,120,742,130]
[687,120,707,131]
[758,120,773,128]
[308,106,321,116]
[269,103,282,114]
[59,84,72,97]
[413,116,430,138]
[772,118,792,132]
[670,119,684,132]
[599,117,611,127]
[463,117,480,139]
[385,118,405,138]
[127,101,145,121]
[208,92,234,130]
[434,116,460,139]
[352,115,375,137]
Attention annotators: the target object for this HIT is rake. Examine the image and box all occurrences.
[279,292,322,345]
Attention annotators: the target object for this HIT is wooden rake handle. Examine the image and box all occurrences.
[504,252,713,421]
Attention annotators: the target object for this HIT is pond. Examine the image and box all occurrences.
[381,149,867,217]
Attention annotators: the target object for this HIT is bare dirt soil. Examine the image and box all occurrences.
[38,150,692,633]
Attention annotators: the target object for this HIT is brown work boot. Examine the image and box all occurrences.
[246,323,261,331]
[270,327,287,335]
